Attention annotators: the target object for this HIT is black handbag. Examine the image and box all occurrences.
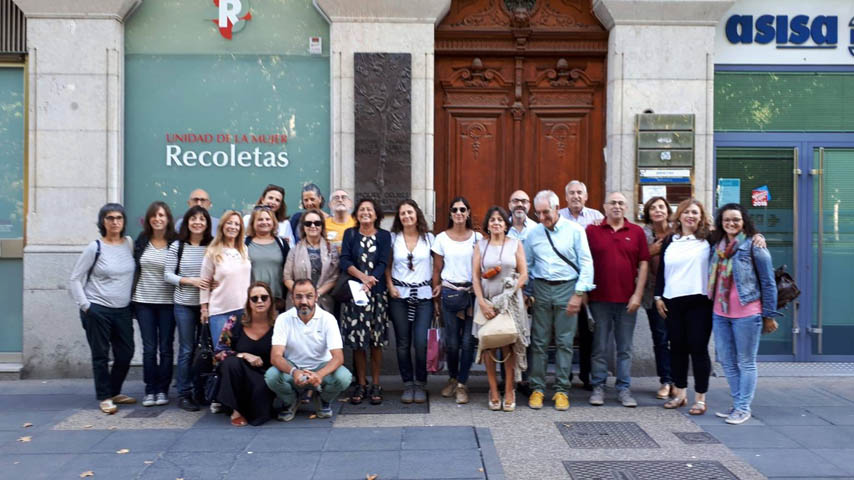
[331,271,354,303]
[203,370,221,404]
[191,327,215,378]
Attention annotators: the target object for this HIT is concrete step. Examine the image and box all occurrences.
[0,362,23,380]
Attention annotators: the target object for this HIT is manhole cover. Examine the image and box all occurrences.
[123,408,164,418]
[564,461,738,479]
[556,422,659,449]
[338,392,429,415]
[673,431,721,445]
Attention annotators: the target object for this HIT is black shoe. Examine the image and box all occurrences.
[516,382,533,397]
[178,395,200,412]
[582,383,593,392]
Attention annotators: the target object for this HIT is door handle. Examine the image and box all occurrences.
[815,147,824,354]
[792,147,799,356]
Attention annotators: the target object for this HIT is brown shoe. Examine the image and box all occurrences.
[111,394,137,405]
[441,378,458,398]
[455,384,469,404]
[656,384,672,400]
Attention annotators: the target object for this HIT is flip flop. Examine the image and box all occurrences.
[230,415,248,427]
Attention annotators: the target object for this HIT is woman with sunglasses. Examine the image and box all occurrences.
[245,206,290,310]
[386,200,435,404]
[164,205,213,412]
[432,196,483,404]
[243,184,295,245]
[284,209,339,313]
[132,201,178,407]
[214,282,277,426]
[340,198,391,405]
[472,206,528,411]
[69,203,136,414]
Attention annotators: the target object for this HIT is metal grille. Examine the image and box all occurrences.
[564,461,739,480]
[0,0,26,54]
[556,422,660,449]
[673,431,721,445]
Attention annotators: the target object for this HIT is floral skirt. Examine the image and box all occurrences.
[341,291,389,350]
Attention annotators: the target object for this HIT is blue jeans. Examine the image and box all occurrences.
[441,287,476,384]
[389,298,432,385]
[713,313,763,413]
[529,279,577,394]
[134,303,175,395]
[209,309,243,346]
[589,302,637,391]
[646,307,673,385]
[174,304,201,397]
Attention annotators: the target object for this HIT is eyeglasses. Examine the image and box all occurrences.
[510,198,530,204]
[303,220,323,227]
[104,215,124,222]
[190,197,210,203]
[606,200,626,206]
[250,294,270,303]
[331,194,349,201]
[407,252,414,271]
[450,207,468,213]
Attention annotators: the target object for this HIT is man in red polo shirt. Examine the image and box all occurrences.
[585,192,649,407]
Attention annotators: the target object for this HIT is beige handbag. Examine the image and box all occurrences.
[476,309,518,350]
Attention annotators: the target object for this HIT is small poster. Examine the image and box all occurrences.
[752,185,771,207]
[717,178,740,206]
[309,36,322,55]
[642,185,667,204]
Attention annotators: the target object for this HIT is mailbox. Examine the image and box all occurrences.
[636,114,694,167]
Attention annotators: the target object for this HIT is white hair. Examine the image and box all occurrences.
[533,190,560,210]
[565,180,587,194]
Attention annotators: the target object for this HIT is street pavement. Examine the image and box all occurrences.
[0,375,853,479]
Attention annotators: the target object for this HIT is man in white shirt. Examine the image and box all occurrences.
[264,279,352,421]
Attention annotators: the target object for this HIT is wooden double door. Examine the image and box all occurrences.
[433,0,608,226]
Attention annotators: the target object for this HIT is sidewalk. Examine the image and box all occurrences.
[0,375,853,479]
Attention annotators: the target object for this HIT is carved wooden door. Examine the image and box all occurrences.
[434,0,607,227]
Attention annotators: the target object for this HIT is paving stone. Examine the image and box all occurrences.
[701,425,801,449]
[401,426,477,450]
[170,428,257,452]
[564,460,738,480]
[1,429,112,454]
[123,407,167,418]
[771,425,854,449]
[475,427,505,480]
[137,452,237,480]
[750,406,832,426]
[0,394,90,411]
[556,421,660,449]
[0,453,74,480]
[811,448,854,475]
[60,452,153,479]
[687,411,765,426]
[89,429,181,453]
[399,449,485,479]
[313,450,399,480]
[0,410,74,431]
[807,406,854,425]
[324,426,402,451]
[246,428,330,452]
[226,451,319,479]
[734,448,849,478]
[53,406,204,430]
[751,387,852,407]
[339,392,429,415]
[673,431,721,445]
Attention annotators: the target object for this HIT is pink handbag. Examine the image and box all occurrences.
[426,315,445,374]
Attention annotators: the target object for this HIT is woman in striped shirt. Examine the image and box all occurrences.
[132,201,177,407]
[164,205,213,411]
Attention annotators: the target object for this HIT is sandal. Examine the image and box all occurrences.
[369,384,383,405]
[350,384,366,405]
[230,414,248,427]
[663,396,687,409]
[689,401,707,416]
[488,391,501,411]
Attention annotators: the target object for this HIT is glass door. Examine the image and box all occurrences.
[809,147,854,358]
[715,147,798,357]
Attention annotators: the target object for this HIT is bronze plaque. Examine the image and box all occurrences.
[354,53,411,212]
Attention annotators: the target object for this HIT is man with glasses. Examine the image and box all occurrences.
[265,279,352,421]
[523,190,594,411]
[325,189,355,253]
[508,190,537,241]
[586,192,649,408]
[175,188,219,231]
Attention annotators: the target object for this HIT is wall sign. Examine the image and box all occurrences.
[207,0,252,40]
[165,133,288,168]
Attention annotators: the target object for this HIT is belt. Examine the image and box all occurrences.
[538,278,570,286]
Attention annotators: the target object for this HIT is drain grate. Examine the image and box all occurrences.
[564,460,738,479]
[673,431,721,445]
[338,392,429,415]
[123,408,165,418]
[556,421,659,449]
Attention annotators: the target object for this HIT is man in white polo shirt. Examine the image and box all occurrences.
[264,279,352,421]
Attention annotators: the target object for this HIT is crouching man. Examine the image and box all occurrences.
[265,279,352,421]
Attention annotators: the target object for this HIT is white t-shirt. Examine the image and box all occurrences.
[271,306,342,371]
[243,214,295,246]
[431,231,483,283]
[390,232,434,299]
[663,235,710,299]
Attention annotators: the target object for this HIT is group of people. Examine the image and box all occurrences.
[69,180,781,427]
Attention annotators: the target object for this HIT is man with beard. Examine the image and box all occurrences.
[265,279,352,421]
[325,189,355,253]
[507,190,537,241]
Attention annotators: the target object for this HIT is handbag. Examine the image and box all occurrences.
[774,265,801,310]
[476,308,518,350]
[426,314,445,373]
[191,327,215,378]
[331,271,354,303]
[203,370,221,404]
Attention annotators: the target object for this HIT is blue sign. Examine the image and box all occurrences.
[725,14,839,49]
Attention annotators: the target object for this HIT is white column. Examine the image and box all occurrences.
[593,0,734,216]
[16,0,138,376]
[315,0,450,225]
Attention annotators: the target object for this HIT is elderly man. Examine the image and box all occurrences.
[524,190,594,411]
[175,188,219,231]
[507,190,537,241]
[586,192,649,407]
[264,279,352,421]
[324,189,355,253]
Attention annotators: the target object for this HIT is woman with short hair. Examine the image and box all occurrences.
[132,201,178,407]
[284,208,339,313]
[69,203,136,414]
[290,183,328,242]
[245,206,289,310]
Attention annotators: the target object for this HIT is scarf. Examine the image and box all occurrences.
[708,233,745,314]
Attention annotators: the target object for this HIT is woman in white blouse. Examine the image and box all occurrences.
[386,200,435,404]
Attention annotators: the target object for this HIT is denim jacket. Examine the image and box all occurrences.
[721,237,781,318]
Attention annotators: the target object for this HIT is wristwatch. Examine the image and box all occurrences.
[654,296,663,302]
[574,290,585,297]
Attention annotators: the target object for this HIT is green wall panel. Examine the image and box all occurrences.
[0,67,24,239]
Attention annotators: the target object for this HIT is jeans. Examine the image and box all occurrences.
[209,309,243,345]
[713,313,763,413]
[174,304,201,397]
[441,287,476,384]
[589,302,637,391]
[646,307,673,385]
[665,295,713,393]
[135,303,175,395]
[389,298,432,385]
[80,303,134,401]
[575,305,593,385]
[529,279,577,394]
[264,363,353,405]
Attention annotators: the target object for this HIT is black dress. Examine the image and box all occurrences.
[216,322,275,426]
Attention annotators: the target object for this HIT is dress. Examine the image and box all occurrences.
[473,237,529,381]
[341,233,389,349]
[215,319,275,426]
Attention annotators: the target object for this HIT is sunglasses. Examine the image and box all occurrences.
[407,252,414,271]
[450,206,468,213]
[254,205,272,211]
[250,294,270,303]
[303,220,323,227]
